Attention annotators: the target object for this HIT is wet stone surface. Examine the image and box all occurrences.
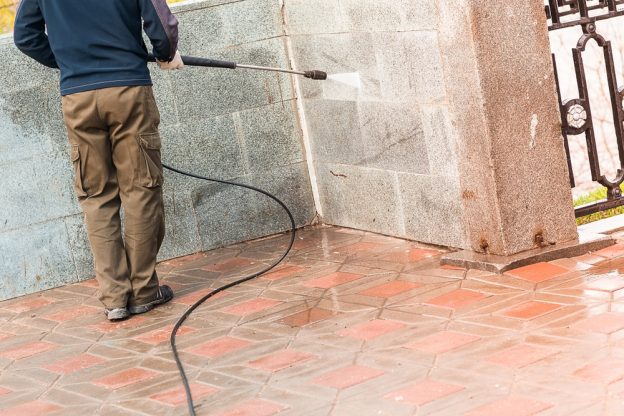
[1,225,624,415]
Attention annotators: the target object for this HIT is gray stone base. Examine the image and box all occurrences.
[441,231,615,274]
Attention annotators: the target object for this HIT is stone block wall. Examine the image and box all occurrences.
[283,0,468,248]
[0,0,316,300]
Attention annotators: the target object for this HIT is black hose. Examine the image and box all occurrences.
[162,163,296,416]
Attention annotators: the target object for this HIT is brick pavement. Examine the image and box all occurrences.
[2,226,624,415]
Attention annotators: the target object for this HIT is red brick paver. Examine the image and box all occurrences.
[312,365,384,389]
[506,262,569,282]
[303,272,363,288]
[384,379,465,406]
[425,289,487,309]
[150,383,218,407]
[465,396,553,416]
[404,331,481,354]
[186,337,251,358]
[44,353,105,374]
[93,368,158,389]
[248,350,316,372]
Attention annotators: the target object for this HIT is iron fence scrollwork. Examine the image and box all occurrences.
[546,0,624,217]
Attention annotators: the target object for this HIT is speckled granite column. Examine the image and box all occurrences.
[438,0,578,256]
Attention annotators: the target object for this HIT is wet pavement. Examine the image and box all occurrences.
[2,225,624,415]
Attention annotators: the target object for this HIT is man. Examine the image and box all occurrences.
[13,0,184,321]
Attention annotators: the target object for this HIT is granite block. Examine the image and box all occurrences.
[159,187,203,261]
[315,163,404,237]
[421,105,458,177]
[373,31,446,102]
[175,0,282,54]
[398,173,467,249]
[283,0,347,35]
[0,86,54,165]
[0,41,55,93]
[358,101,429,174]
[235,100,304,172]
[303,99,364,165]
[193,162,315,250]
[339,0,437,32]
[160,114,247,180]
[149,69,179,128]
[63,214,94,280]
[0,220,78,300]
[0,152,79,233]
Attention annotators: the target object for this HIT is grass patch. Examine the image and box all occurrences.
[574,185,624,225]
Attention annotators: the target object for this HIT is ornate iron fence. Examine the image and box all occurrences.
[546,0,624,217]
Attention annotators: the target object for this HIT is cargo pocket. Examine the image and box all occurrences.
[70,144,88,198]
[136,132,163,187]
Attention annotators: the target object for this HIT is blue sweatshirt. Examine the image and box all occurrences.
[13,0,178,96]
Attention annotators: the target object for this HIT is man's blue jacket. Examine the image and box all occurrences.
[13,0,179,96]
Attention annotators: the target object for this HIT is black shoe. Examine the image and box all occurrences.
[128,285,174,315]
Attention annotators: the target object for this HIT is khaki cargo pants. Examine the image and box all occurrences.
[62,86,165,309]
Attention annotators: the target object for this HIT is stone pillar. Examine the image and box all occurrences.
[438,0,579,256]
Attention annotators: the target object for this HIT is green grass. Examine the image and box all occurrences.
[575,185,624,225]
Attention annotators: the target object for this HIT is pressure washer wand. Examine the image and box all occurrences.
[147,54,327,80]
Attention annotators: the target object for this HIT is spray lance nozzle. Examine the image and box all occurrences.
[303,70,328,80]
[147,54,327,80]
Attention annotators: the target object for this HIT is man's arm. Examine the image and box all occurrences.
[13,0,58,68]
[138,0,179,62]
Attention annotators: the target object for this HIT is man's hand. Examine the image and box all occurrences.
[157,50,184,70]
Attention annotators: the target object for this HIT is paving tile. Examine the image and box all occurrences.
[464,395,553,416]
[404,331,481,354]
[216,399,288,416]
[149,382,218,407]
[134,325,196,345]
[574,358,624,384]
[44,353,105,374]
[384,379,465,406]
[201,258,255,272]
[312,365,384,389]
[594,244,624,259]
[185,337,251,358]
[3,226,624,415]
[303,272,363,289]
[501,301,561,320]
[2,297,53,313]
[174,289,229,306]
[89,316,147,333]
[338,319,406,340]
[506,262,569,283]
[0,401,62,416]
[248,350,316,372]
[0,341,57,360]
[425,289,488,309]
[484,344,558,368]
[221,298,283,316]
[262,265,306,281]
[359,281,422,298]
[93,368,159,389]
[583,275,624,292]
[278,308,337,327]
[76,278,99,288]
[43,305,100,322]
[574,312,624,334]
